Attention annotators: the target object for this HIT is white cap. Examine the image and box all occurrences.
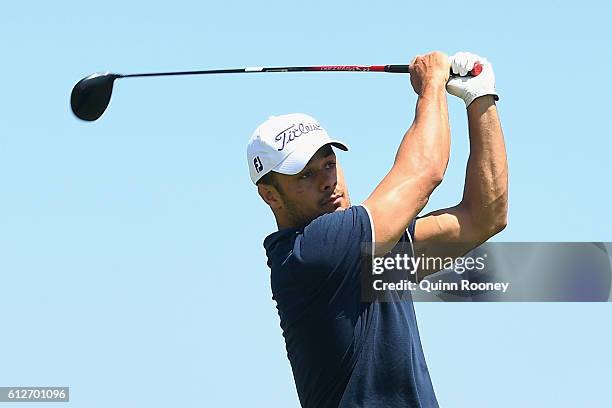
[247,113,348,184]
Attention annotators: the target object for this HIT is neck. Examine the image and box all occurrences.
[274,209,310,230]
[276,216,305,230]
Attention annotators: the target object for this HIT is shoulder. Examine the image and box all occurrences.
[264,206,374,274]
[301,205,373,244]
[288,206,371,270]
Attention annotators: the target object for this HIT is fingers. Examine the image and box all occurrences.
[408,55,421,74]
[409,52,450,75]
[450,52,481,76]
[409,52,450,96]
[430,51,450,71]
[446,52,498,107]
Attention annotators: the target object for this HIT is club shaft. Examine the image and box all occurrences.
[117,65,411,78]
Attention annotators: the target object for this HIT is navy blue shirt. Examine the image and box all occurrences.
[263,205,438,408]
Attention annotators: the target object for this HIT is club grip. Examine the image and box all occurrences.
[384,63,483,76]
[384,65,410,73]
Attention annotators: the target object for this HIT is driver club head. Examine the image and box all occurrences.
[71,72,120,121]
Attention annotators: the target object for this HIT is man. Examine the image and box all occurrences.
[247,51,508,407]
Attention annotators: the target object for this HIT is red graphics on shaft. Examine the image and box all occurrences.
[309,63,482,76]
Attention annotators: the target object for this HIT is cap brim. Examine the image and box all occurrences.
[272,139,348,176]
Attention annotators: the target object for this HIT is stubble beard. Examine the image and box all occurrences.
[282,194,329,229]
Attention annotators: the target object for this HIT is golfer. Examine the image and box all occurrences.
[247,51,508,407]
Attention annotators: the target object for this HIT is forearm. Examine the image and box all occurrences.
[392,84,450,181]
[365,83,451,252]
[363,51,452,253]
[461,96,508,233]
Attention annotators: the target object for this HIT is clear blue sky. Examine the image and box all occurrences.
[1,1,611,406]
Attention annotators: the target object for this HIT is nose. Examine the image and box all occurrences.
[319,169,337,192]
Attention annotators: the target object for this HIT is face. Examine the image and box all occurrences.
[258,145,351,228]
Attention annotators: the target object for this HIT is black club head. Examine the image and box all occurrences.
[70,72,120,121]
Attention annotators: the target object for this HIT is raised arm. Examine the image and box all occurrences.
[363,51,451,255]
[413,53,508,278]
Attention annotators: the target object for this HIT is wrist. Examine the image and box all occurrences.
[420,81,446,97]
[466,94,497,109]
[468,94,495,107]
[467,95,497,120]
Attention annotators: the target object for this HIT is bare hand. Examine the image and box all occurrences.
[409,51,450,96]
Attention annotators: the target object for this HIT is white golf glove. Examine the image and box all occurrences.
[446,52,499,107]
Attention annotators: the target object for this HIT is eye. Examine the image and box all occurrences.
[325,161,336,169]
[300,170,313,179]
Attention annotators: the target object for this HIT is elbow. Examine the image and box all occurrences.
[467,197,508,241]
[390,163,445,196]
[491,214,508,235]
[480,203,508,239]
[392,151,447,192]
[474,216,507,243]
[421,166,445,190]
[430,168,445,187]
[493,195,509,233]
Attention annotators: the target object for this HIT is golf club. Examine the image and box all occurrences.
[71,63,482,121]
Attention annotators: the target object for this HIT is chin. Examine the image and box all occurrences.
[318,198,350,217]
[338,197,350,210]
[328,202,349,213]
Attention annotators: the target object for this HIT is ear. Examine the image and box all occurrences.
[257,184,284,210]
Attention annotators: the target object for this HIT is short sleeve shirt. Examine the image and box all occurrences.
[263,205,438,408]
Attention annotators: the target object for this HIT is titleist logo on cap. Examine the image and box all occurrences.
[274,122,323,151]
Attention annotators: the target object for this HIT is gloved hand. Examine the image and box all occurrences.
[446,52,499,107]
